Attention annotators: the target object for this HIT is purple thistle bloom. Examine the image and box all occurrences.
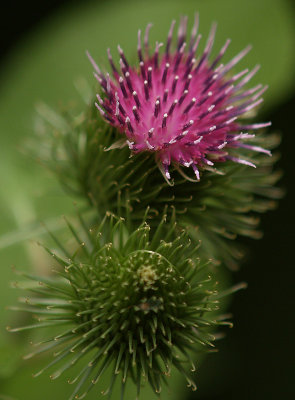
[88,15,271,180]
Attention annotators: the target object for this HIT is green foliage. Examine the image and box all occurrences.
[8,212,236,399]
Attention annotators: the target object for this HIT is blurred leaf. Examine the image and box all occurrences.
[0,344,22,380]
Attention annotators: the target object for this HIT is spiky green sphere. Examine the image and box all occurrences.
[36,102,282,269]
[9,213,234,399]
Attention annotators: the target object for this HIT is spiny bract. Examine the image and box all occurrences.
[35,102,281,269]
[89,15,271,180]
[8,212,235,399]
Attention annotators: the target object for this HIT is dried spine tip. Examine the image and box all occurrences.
[154,100,160,118]
[147,67,153,88]
[133,91,141,108]
[172,75,179,93]
[162,113,168,128]
[163,89,169,103]
[132,106,140,122]
[144,80,149,100]
[168,99,178,116]
[162,63,170,84]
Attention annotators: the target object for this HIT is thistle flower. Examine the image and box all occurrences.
[89,15,271,181]
[8,212,236,399]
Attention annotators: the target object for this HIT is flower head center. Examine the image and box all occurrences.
[137,264,159,289]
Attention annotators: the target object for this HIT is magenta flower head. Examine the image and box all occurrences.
[88,15,271,181]
[89,15,271,181]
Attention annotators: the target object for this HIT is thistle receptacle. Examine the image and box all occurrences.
[8,212,236,399]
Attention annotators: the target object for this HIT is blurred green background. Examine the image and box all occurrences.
[0,0,294,399]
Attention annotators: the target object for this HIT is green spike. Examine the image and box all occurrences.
[50,349,85,380]
[120,379,126,400]
[63,216,90,258]
[128,332,133,354]
[104,333,121,355]
[157,350,170,374]
[7,320,69,332]
[89,354,113,389]
[150,212,167,249]
[103,369,118,399]
[68,364,95,400]
[131,340,138,366]
[173,359,197,392]
[23,337,69,360]
[138,327,145,344]
[115,344,126,374]
[122,353,131,383]
[40,222,72,259]
[138,348,147,377]
[32,347,74,378]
